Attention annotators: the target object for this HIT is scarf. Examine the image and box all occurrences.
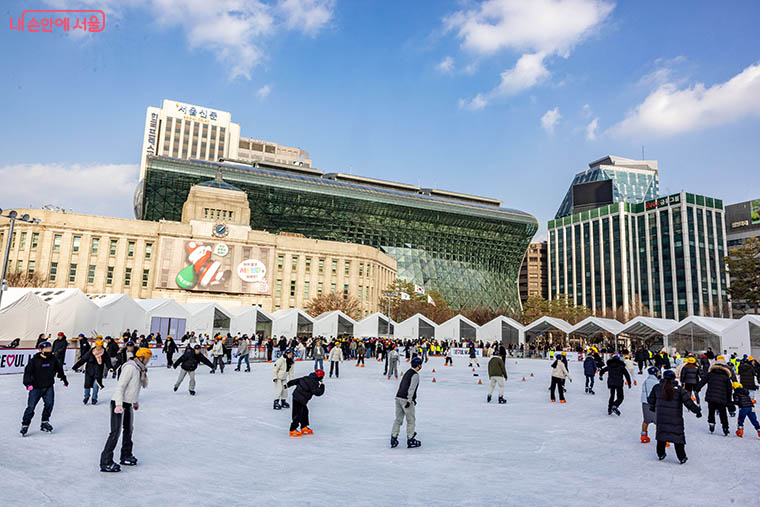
[92,346,104,365]
[135,359,148,388]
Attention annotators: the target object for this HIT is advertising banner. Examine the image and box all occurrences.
[752,199,760,225]
[155,237,273,295]
[450,347,482,357]
[0,349,77,375]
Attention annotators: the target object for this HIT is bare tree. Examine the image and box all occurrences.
[304,293,362,320]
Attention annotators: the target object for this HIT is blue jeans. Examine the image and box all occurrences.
[85,383,100,401]
[237,354,250,369]
[22,387,54,425]
[314,358,324,370]
[738,407,760,429]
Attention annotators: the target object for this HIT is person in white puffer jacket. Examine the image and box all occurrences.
[272,349,295,410]
[210,336,225,374]
[328,341,344,378]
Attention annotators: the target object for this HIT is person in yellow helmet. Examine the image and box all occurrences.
[679,357,702,405]
[100,347,151,472]
[733,381,760,438]
[72,338,113,405]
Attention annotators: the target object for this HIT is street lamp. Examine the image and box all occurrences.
[0,208,42,309]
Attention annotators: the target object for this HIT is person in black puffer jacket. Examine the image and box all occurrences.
[635,347,649,374]
[286,370,325,437]
[732,382,760,438]
[647,370,701,464]
[696,358,735,435]
[737,360,759,394]
[583,353,597,394]
[173,345,213,395]
[600,355,632,415]
[72,340,113,405]
[679,358,702,404]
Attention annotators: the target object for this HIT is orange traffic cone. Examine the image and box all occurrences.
[432,378,436,383]
[478,379,482,385]
[634,380,637,386]
[530,373,534,377]
[432,369,436,373]
[522,377,526,382]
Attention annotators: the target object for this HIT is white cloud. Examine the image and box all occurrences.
[446,0,614,107]
[541,107,561,133]
[0,163,138,219]
[437,56,454,73]
[582,103,592,118]
[257,84,272,99]
[612,62,760,137]
[278,0,334,35]
[585,117,599,140]
[459,93,488,110]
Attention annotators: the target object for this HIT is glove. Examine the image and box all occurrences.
[696,411,702,418]
[273,379,277,383]
[63,379,69,387]
[114,405,124,414]
[405,402,410,408]
[27,385,34,391]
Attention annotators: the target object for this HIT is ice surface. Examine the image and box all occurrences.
[1,356,758,506]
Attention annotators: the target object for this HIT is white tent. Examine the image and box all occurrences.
[666,316,737,354]
[618,316,678,349]
[271,308,314,339]
[88,294,145,338]
[477,316,524,344]
[437,315,479,341]
[313,310,357,338]
[37,289,99,338]
[523,316,572,342]
[136,299,191,337]
[395,313,437,340]
[0,289,50,345]
[355,312,395,338]
[226,306,274,337]
[570,316,624,338]
[182,302,233,336]
[723,315,760,357]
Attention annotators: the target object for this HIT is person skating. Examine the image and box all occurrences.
[356,341,366,368]
[444,346,453,367]
[487,352,508,404]
[635,346,649,374]
[696,356,735,436]
[328,341,343,378]
[99,347,151,472]
[286,368,325,437]
[679,357,702,405]
[733,382,760,438]
[235,336,251,372]
[600,354,632,415]
[52,332,68,367]
[583,351,597,394]
[209,337,225,374]
[77,333,91,360]
[72,339,113,405]
[173,345,213,395]
[163,335,178,369]
[737,357,759,402]
[20,341,68,436]
[104,336,119,373]
[391,357,423,448]
[313,340,325,370]
[272,349,295,410]
[640,366,661,443]
[647,369,702,464]
[387,345,400,379]
[114,341,137,378]
[550,353,571,403]
[468,342,480,368]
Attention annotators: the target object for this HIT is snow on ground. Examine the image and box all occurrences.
[1,355,758,507]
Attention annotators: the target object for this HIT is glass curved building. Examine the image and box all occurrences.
[135,156,538,310]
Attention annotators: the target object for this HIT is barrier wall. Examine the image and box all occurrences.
[0,349,78,375]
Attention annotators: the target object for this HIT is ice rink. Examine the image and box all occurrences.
[1,354,758,506]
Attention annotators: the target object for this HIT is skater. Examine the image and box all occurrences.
[391,357,422,448]
[356,341,366,368]
[600,354,631,415]
[737,357,759,402]
[444,346,453,367]
[640,366,661,443]
[105,336,119,372]
[679,357,702,404]
[733,382,760,438]
[21,341,68,436]
[52,332,68,367]
[697,356,736,436]
[286,368,325,437]
[468,342,480,368]
[210,337,225,374]
[173,345,213,395]
[328,341,343,378]
[487,352,508,404]
[72,339,113,405]
[99,348,152,472]
[635,346,648,374]
[647,370,702,464]
[114,341,137,377]
[313,339,325,370]
[550,353,571,403]
[272,349,295,410]
[77,333,91,360]
[235,336,251,372]
[583,351,597,394]
[387,345,400,379]
[163,335,178,369]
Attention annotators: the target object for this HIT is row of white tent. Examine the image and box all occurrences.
[1,288,758,356]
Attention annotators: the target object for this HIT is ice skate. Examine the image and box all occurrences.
[83,396,89,405]
[611,406,621,416]
[173,386,178,392]
[273,400,281,410]
[280,400,290,409]
[640,434,650,444]
[487,394,492,403]
[245,368,250,372]
[390,436,399,448]
[234,367,240,371]
[723,426,730,436]
[589,389,595,395]
[189,390,196,396]
[407,433,421,448]
[300,427,313,435]
[20,425,29,437]
[100,463,121,473]
[657,454,666,461]
[289,430,302,438]
[91,399,98,405]
[40,422,53,433]
[709,423,715,433]
[560,400,566,403]
[679,457,688,464]
[120,456,138,466]
[498,396,506,404]
[736,427,743,438]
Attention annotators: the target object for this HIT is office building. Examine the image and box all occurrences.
[725,197,760,248]
[519,242,548,304]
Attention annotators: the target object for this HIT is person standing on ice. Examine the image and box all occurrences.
[487,351,508,404]
[235,335,251,372]
[328,340,343,378]
[286,368,325,437]
[647,369,702,464]
[696,356,735,436]
[72,338,113,406]
[387,345,400,379]
[173,345,214,395]
[52,332,68,367]
[162,335,178,369]
[583,350,597,394]
[640,366,661,444]
[273,349,295,410]
[599,354,632,416]
[20,341,68,436]
[444,345,453,367]
[356,341,366,368]
[209,336,225,374]
[549,352,571,403]
[679,357,702,405]
[732,381,760,438]
[99,347,152,473]
[468,341,480,368]
[391,357,423,448]
[313,339,325,370]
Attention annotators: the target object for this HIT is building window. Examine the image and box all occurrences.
[87,265,96,284]
[317,282,323,295]
[290,280,296,297]
[53,234,62,252]
[319,258,325,274]
[10,232,15,248]
[305,257,311,273]
[49,261,58,281]
[291,256,298,271]
[331,260,337,274]
[127,241,135,257]
[330,283,336,294]
[276,279,282,297]
[68,263,77,283]
[142,269,150,287]
[359,286,363,301]
[20,232,27,249]
[124,267,132,287]
[304,281,310,298]
[16,260,23,272]
[359,263,364,277]
[72,236,81,253]
[343,284,349,295]
[145,243,153,259]
[91,237,99,254]
[106,266,114,286]
[28,260,35,273]
[109,239,118,256]
[344,261,350,275]
[277,255,284,271]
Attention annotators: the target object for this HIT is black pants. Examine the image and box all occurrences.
[383,357,388,375]
[267,349,273,361]
[684,384,699,404]
[166,352,173,367]
[608,386,624,410]
[657,440,686,460]
[54,351,66,367]
[445,357,453,365]
[585,374,595,389]
[100,401,133,467]
[707,402,729,429]
[357,355,364,365]
[212,356,225,372]
[550,377,565,401]
[225,349,232,364]
[290,400,309,431]
[330,361,340,377]
[22,387,54,426]
[637,360,645,373]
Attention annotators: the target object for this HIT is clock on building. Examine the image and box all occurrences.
[213,222,228,238]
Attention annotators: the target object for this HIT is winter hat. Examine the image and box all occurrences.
[411,357,423,368]
[38,341,52,349]
[193,345,202,350]
[314,369,325,379]
[94,340,104,348]
[57,332,64,337]
[126,341,135,347]
[733,382,743,389]
[647,366,659,375]
[78,334,86,338]
[662,370,676,380]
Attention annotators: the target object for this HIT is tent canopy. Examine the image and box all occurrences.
[271,308,314,339]
[355,312,395,338]
[437,315,479,341]
[570,317,624,337]
[0,289,50,344]
[666,316,736,354]
[36,288,99,338]
[395,313,437,340]
[182,302,233,336]
[313,310,357,338]
[477,316,524,344]
[524,317,572,339]
[88,293,145,338]
[619,317,678,340]
[226,306,273,337]
[136,299,191,336]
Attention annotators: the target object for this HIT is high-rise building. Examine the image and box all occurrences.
[725,197,760,248]
[138,99,310,181]
[547,192,729,320]
[519,242,548,304]
[555,155,659,219]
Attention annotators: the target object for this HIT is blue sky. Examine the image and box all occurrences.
[1,0,759,239]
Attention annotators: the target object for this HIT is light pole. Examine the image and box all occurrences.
[384,291,397,324]
[0,209,41,309]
